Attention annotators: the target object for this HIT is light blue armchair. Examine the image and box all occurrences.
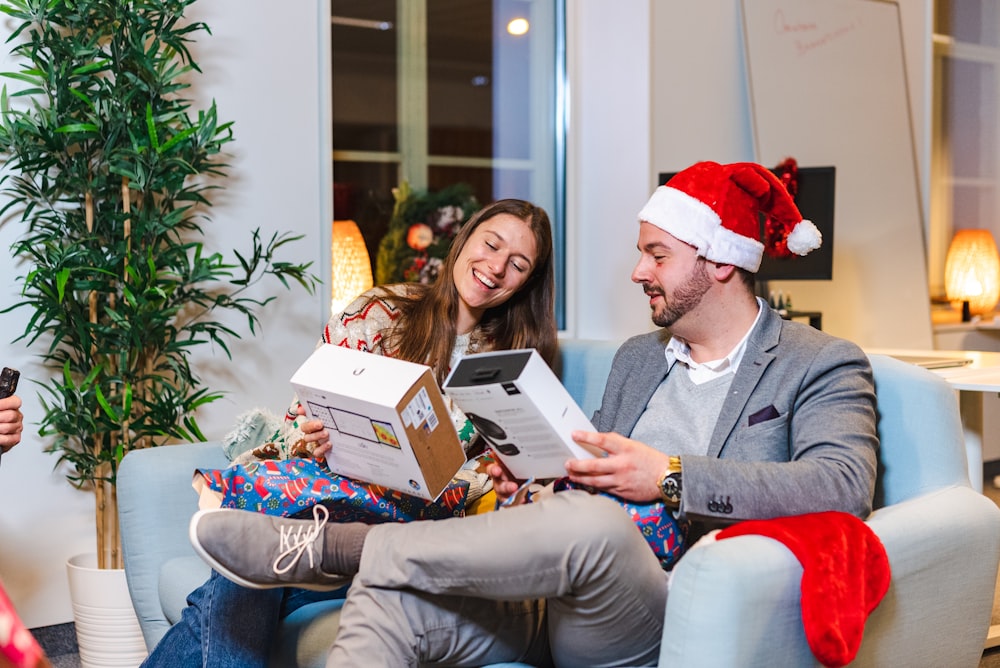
[118,342,1000,667]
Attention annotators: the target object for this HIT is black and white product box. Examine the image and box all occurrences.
[444,349,599,480]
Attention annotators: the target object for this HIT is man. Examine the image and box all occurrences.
[188,161,878,667]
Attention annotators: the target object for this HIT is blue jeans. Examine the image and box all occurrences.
[140,570,348,668]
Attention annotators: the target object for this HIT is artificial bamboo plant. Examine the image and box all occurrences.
[0,0,316,569]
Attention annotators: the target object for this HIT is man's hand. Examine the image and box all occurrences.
[0,395,24,453]
[295,405,332,459]
[564,430,670,503]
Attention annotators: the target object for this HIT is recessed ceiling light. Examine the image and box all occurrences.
[507,18,529,36]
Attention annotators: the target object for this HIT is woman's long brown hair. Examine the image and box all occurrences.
[377,199,557,385]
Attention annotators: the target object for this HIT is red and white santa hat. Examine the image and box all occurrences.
[637,161,822,273]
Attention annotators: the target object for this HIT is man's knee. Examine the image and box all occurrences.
[547,491,638,544]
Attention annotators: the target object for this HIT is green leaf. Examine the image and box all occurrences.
[71,60,111,76]
[145,101,159,151]
[54,123,99,133]
[95,386,119,422]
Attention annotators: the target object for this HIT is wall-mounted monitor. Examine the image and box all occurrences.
[656,166,835,282]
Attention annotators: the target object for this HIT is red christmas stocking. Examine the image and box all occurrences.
[717,511,890,668]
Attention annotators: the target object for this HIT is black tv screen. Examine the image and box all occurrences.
[656,166,835,281]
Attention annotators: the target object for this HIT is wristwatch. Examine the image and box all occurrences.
[657,455,683,506]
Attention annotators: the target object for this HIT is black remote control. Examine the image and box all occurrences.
[0,367,19,400]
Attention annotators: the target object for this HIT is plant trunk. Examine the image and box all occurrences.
[86,188,126,570]
[96,477,121,570]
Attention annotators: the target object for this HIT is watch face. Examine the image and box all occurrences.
[660,473,682,504]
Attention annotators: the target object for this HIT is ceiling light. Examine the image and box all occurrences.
[507,18,529,36]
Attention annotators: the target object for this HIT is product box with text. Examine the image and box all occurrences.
[290,345,466,501]
[443,349,599,480]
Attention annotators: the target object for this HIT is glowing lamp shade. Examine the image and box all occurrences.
[944,229,1000,316]
[330,220,373,314]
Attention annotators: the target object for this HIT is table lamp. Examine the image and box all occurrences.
[331,220,373,314]
[944,228,1000,321]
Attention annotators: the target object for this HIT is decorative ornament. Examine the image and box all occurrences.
[765,157,804,258]
[375,182,479,285]
[406,223,434,251]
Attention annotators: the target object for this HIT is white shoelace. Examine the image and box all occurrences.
[273,504,330,576]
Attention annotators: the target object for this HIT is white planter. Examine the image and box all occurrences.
[66,553,148,668]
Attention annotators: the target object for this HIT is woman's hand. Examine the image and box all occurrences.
[295,405,332,459]
[563,430,669,503]
[487,460,525,506]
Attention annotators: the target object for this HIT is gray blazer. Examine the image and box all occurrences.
[592,306,878,525]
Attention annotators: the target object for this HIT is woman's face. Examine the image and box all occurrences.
[452,212,538,332]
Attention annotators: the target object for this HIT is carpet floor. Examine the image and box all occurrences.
[31,623,79,667]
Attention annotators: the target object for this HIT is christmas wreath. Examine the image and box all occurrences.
[375,181,480,285]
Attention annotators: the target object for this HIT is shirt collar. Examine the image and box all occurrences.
[664,297,765,375]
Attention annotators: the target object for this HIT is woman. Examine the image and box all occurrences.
[141,198,557,668]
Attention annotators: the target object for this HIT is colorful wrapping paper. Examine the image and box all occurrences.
[196,458,470,524]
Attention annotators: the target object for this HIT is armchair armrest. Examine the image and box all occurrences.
[118,441,229,650]
[855,485,1000,667]
[660,530,813,667]
[659,486,1000,668]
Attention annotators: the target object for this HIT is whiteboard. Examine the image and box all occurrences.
[741,0,932,349]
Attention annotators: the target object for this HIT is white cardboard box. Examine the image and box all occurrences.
[290,345,466,501]
[444,349,598,480]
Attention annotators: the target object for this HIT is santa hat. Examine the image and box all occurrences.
[637,161,822,272]
[717,511,891,668]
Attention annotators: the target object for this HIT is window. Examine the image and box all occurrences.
[930,0,1000,298]
[331,0,566,325]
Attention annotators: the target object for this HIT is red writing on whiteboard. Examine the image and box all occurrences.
[773,9,862,57]
[773,9,817,34]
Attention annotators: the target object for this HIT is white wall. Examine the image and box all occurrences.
[0,2,330,628]
[738,0,932,349]
[568,0,933,348]
[564,0,655,340]
[0,12,93,629]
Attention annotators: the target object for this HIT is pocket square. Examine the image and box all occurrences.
[748,405,780,426]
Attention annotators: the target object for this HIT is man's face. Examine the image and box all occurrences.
[631,222,713,328]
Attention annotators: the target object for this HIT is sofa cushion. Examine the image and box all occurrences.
[271,599,345,668]
[159,556,212,625]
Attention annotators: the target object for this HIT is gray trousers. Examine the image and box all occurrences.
[327,490,669,667]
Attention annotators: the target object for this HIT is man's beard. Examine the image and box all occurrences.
[649,259,712,328]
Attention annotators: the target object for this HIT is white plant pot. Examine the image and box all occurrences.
[66,553,148,668]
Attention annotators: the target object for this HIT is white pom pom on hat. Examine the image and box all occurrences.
[787,219,822,256]
[637,161,823,273]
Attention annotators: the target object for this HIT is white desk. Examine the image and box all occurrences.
[868,348,1000,495]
